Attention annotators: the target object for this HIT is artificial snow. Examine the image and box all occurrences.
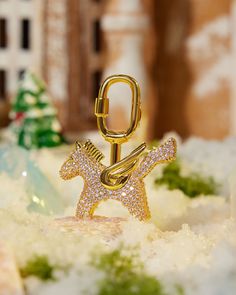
[0,135,236,294]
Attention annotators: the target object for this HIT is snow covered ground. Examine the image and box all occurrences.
[0,134,236,295]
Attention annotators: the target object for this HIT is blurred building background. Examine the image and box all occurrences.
[0,0,234,140]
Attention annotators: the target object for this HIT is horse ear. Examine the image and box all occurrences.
[75,140,82,149]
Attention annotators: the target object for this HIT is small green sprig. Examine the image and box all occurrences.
[155,160,217,198]
[20,255,54,281]
[92,247,166,295]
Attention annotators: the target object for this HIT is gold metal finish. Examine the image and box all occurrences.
[95,74,143,189]
[95,74,141,160]
[60,74,177,221]
[100,142,146,190]
[95,97,109,118]
[110,143,121,165]
[60,137,177,221]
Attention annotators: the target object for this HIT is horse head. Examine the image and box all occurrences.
[60,140,104,180]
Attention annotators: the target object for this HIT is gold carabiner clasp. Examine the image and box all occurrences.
[95,74,145,190]
[95,74,142,165]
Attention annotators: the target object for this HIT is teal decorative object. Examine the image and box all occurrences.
[0,145,64,215]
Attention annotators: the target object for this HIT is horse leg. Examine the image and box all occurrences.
[123,188,151,221]
[75,187,100,219]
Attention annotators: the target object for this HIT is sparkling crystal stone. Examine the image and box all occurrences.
[60,137,176,221]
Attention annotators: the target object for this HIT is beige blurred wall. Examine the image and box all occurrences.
[153,0,231,139]
[0,0,234,141]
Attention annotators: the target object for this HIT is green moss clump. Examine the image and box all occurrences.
[92,247,166,295]
[176,285,185,295]
[20,255,54,281]
[155,161,217,198]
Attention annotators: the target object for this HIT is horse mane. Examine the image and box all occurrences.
[83,140,104,162]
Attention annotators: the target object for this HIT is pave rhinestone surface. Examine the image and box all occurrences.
[60,138,177,221]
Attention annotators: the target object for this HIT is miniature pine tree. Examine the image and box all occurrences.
[10,71,64,149]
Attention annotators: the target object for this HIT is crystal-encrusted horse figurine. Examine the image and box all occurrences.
[60,137,176,221]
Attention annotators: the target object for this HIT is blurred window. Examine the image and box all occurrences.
[18,69,25,80]
[93,20,101,52]
[93,70,102,100]
[20,19,31,49]
[0,70,6,101]
[0,18,7,48]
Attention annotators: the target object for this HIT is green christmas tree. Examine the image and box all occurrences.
[10,71,65,149]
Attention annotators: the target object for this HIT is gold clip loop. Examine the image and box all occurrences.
[95,74,142,165]
[95,74,144,190]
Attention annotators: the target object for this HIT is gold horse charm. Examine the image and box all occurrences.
[60,75,177,221]
[60,138,176,220]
